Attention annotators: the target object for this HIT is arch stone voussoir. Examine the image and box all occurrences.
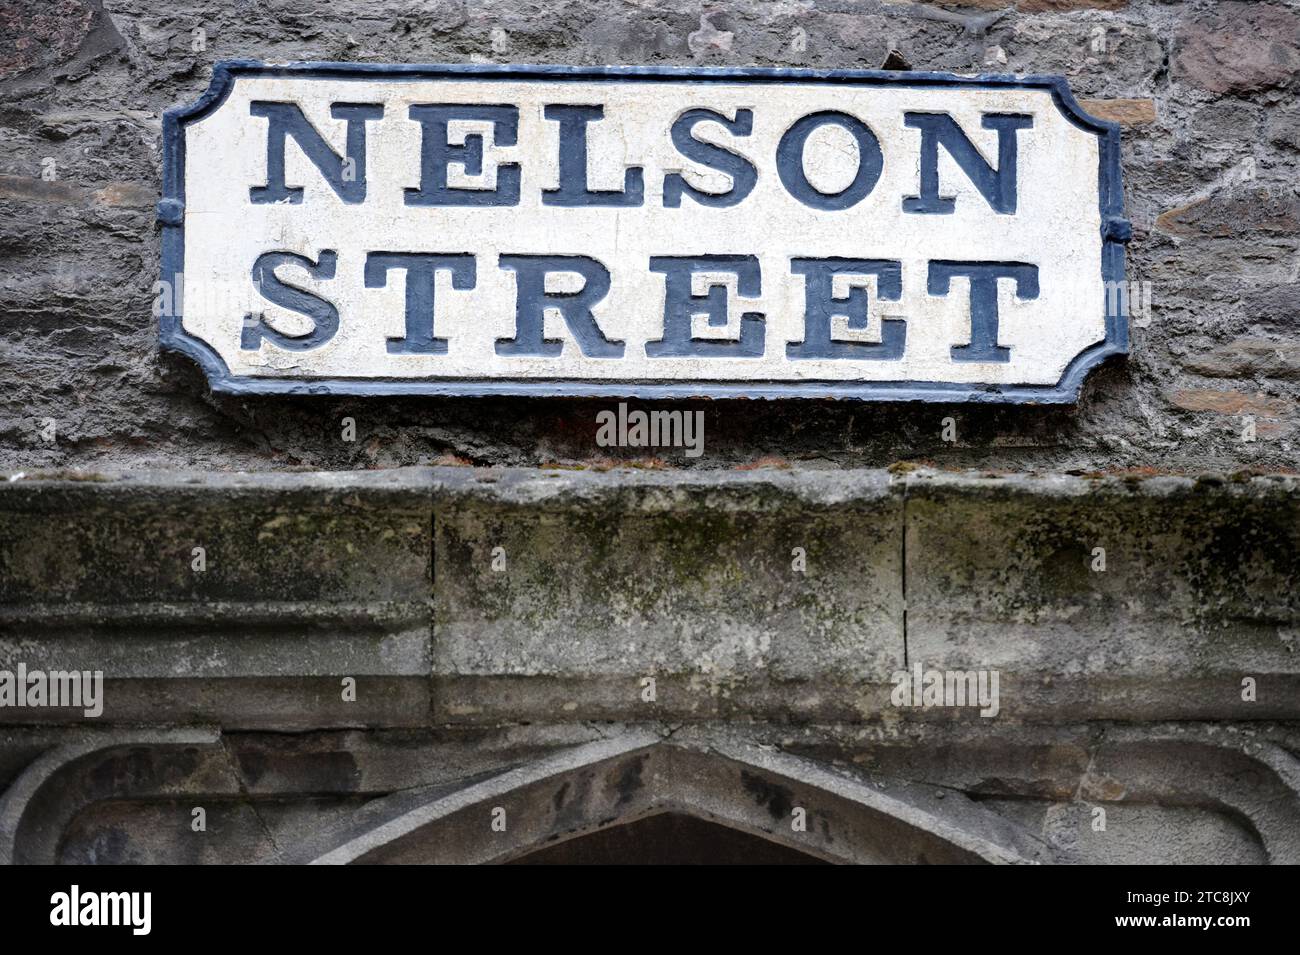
[301,733,1053,865]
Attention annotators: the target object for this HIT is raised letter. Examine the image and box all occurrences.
[927,260,1039,363]
[404,105,521,206]
[903,112,1033,214]
[777,111,882,211]
[788,258,904,360]
[364,252,477,354]
[543,105,644,207]
[249,102,383,204]
[646,255,764,358]
[663,108,757,208]
[241,250,339,351]
[496,255,623,357]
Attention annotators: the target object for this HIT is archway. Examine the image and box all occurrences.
[300,733,1044,864]
[508,811,830,864]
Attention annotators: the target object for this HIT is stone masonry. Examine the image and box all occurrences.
[0,0,1298,863]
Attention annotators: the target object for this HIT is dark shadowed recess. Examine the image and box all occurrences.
[508,812,829,865]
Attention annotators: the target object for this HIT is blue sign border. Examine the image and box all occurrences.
[159,61,1130,403]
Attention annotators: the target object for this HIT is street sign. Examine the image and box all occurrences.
[159,62,1129,401]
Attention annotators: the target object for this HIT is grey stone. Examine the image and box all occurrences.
[1174,1,1300,95]
[0,0,1297,476]
[3,0,1300,866]
[1,467,1297,729]
[1182,339,1300,380]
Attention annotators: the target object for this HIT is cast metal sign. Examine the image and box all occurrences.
[159,62,1129,401]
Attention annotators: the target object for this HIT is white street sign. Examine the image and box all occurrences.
[160,63,1129,401]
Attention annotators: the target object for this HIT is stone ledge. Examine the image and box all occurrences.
[0,467,1296,728]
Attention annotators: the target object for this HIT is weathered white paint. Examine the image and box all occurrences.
[178,74,1107,390]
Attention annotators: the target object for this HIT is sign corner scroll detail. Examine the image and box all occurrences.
[158,62,1130,403]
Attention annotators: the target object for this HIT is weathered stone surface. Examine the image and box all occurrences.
[2,467,1296,727]
[1183,339,1300,381]
[1000,15,1163,97]
[1174,2,1300,95]
[1155,187,1300,238]
[1267,108,1300,150]
[1079,97,1156,125]
[905,470,1300,721]
[1244,283,1300,329]
[5,722,1299,864]
[432,469,902,723]
[0,0,96,81]
[935,0,1129,10]
[1018,0,1130,12]
[1168,388,1293,417]
[0,471,433,728]
[1189,100,1261,143]
[0,173,154,207]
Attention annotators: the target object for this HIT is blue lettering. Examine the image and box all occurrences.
[404,104,521,207]
[495,255,623,357]
[663,108,757,208]
[788,258,904,360]
[241,250,339,351]
[249,102,383,204]
[543,105,644,207]
[928,260,1039,363]
[776,111,883,211]
[646,255,764,358]
[364,252,477,354]
[903,112,1033,215]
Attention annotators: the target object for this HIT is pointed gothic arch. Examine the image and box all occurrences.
[297,734,1048,864]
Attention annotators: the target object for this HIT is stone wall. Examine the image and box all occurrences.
[2,468,1298,864]
[1,0,1297,472]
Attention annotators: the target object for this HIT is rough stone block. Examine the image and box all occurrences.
[1175,2,1300,95]
[904,472,1300,720]
[432,469,904,723]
